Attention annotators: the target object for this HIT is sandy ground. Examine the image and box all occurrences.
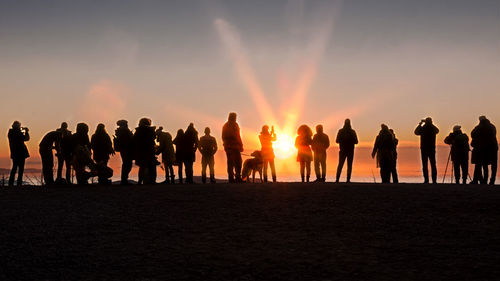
[0,182,499,281]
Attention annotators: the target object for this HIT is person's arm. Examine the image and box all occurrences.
[434,125,439,134]
[335,130,341,144]
[353,131,358,145]
[371,137,379,158]
[325,135,330,149]
[414,125,422,135]
[23,129,30,142]
[444,134,452,145]
[213,137,218,154]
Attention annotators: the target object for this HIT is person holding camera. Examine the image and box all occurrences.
[414,117,440,184]
[259,125,277,183]
[8,121,30,186]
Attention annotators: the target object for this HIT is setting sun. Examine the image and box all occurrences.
[274,133,295,159]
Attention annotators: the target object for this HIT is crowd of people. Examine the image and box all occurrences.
[5,113,498,186]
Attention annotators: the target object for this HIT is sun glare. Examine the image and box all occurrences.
[274,133,295,159]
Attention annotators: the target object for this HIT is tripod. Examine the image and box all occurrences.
[442,149,455,184]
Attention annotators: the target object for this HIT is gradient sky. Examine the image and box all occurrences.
[1,0,499,175]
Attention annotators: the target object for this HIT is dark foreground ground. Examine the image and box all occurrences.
[0,183,499,281]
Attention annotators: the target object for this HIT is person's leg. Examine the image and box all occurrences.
[226,151,234,182]
[57,156,64,180]
[17,158,25,186]
[481,164,488,184]
[453,161,461,184]
[178,162,183,184]
[150,161,157,184]
[461,159,468,184]
[41,151,54,185]
[490,153,497,185]
[314,155,321,181]
[346,150,354,183]
[320,158,326,181]
[306,161,311,182]
[65,158,72,183]
[270,159,276,182]
[472,164,482,184]
[201,156,207,183]
[234,152,242,182]
[300,161,305,182]
[209,157,215,183]
[421,150,429,183]
[168,165,175,183]
[263,160,268,182]
[430,151,437,184]
[336,151,346,182]
[9,159,19,186]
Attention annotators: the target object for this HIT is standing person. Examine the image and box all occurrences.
[444,125,470,184]
[8,121,30,186]
[114,120,134,185]
[156,127,176,184]
[259,125,277,183]
[71,123,94,185]
[198,127,218,184]
[335,119,358,183]
[389,129,399,183]
[133,118,157,185]
[414,117,439,184]
[39,129,62,185]
[56,122,72,184]
[311,125,330,182]
[372,124,397,183]
[173,129,186,184]
[295,124,313,183]
[183,123,198,184]
[91,124,114,184]
[222,112,244,183]
[471,116,498,185]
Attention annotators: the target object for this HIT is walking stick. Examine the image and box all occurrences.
[442,149,451,184]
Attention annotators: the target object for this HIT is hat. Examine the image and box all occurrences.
[453,125,461,132]
[116,120,128,127]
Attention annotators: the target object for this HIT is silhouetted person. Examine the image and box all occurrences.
[335,119,358,183]
[311,125,330,182]
[414,117,439,184]
[222,112,244,183]
[444,125,470,184]
[156,127,176,184]
[372,124,397,183]
[471,116,498,185]
[39,129,62,185]
[173,129,186,184]
[71,123,94,185]
[91,124,114,184]
[56,122,72,184]
[389,129,399,183]
[198,127,218,184]
[295,124,313,183]
[8,121,30,186]
[133,118,157,184]
[114,120,134,185]
[183,123,198,184]
[259,125,277,183]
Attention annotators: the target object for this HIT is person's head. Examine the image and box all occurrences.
[76,123,89,135]
[204,127,211,135]
[425,117,433,124]
[12,121,21,129]
[139,117,151,127]
[479,115,489,125]
[116,120,128,128]
[381,124,389,132]
[316,124,323,134]
[453,125,461,133]
[261,125,269,134]
[389,129,395,135]
[155,126,164,136]
[344,119,351,128]
[60,122,68,130]
[176,129,184,137]
[96,123,105,133]
[228,112,237,122]
[297,124,312,137]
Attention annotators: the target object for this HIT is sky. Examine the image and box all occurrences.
[0,0,499,180]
